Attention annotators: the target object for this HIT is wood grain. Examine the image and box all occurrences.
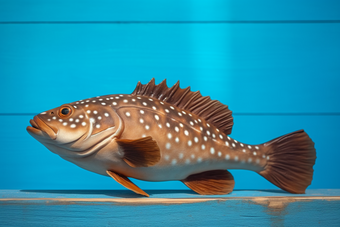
[0,190,339,226]
[0,0,339,22]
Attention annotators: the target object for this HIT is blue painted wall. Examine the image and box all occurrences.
[1,0,339,191]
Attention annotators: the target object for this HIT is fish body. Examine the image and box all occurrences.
[27,79,316,196]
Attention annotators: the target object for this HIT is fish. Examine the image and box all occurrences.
[27,78,316,197]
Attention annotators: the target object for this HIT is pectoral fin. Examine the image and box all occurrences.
[181,170,235,195]
[116,136,161,167]
[106,170,149,197]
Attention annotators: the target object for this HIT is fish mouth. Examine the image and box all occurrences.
[27,116,57,140]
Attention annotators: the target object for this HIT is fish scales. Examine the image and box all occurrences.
[27,79,316,196]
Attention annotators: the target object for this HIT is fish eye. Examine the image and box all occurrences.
[58,106,72,118]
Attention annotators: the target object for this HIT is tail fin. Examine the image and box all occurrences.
[259,130,316,194]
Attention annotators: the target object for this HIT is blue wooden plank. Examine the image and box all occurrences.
[0,0,339,22]
[0,190,339,227]
[1,115,339,190]
[1,23,339,113]
[1,189,340,199]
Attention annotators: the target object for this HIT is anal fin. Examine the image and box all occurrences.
[181,170,235,195]
[107,170,149,197]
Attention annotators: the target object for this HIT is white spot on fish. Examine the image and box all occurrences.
[166,143,171,149]
[179,123,184,127]
[132,99,136,102]
[96,124,100,128]
[240,143,244,147]
[160,102,164,105]
[234,140,238,143]
[200,127,203,131]
[175,137,179,143]
[178,112,182,116]
[115,97,119,99]
[212,134,216,138]
[85,105,89,107]
[154,115,159,120]
[204,136,208,141]
[70,124,76,128]
[188,140,192,146]
[165,109,169,113]
[112,102,117,105]
[142,102,147,106]
[201,144,206,150]
[119,95,123,97]
[47,119,51,121]
[148,98,153,101]
[182,111,186,115]
[218,151,222,157]
[198,119,202,122]
[255,146,259,150]
[206,123,210,127]
[194,137,199,143]
[104,113,109,117]
[179,153,184,159]
[170,106,174,110]
[142,134,146,138]
[158,124,162,128]
[137,97,141,99]
[175,126,179,132]
[123,99,128,103]
[98,116,102,120]
[90,118,95,123]
[164,154,170,160]
[191,154,195,159]
[190,121,194,126]
[225,154,230,160]
[207,131,211,136]
[152,106,157,110]
[125,112,131,117]
[194,120,198,124]
[262,155,266,158]
[69,118,74,122]
[197,157,202,163]
[184,130,189,136]
[63,122,67,126]
[248,158,252,163]
[41,112,46,115]
[242,149,246,153]
[82,122,86,126]
[225,141,229,147]
[140,110,144,114]
[87,110,91,114]
[101,103,106,106]
[219,134,223,139]
[171,159,177,166]
[267,156,270,160]
[75,119,79,123]
[167,133,172,139]
[73,106,77,108]
[232,143,236,147]
[166,122,170,128]
[235,156,239,161]
[52,116,56,120]
[248,145,252,149]
[93,111,98,114]
[79,115,84,119]
[253,152,257,156]
[210,147,215,154]
[145,125,150,130]
[59,119,63,122]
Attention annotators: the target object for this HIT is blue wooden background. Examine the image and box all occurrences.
[1,0,339,191]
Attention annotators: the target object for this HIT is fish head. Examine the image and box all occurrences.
[27,101,122,158]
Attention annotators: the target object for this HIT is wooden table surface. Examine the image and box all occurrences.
[1,189,339,226]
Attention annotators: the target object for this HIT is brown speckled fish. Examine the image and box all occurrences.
[27,79,316,196]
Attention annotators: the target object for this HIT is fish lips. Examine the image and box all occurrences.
[27,116,58,140]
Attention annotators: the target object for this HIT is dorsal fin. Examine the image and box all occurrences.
[131,78,234,135]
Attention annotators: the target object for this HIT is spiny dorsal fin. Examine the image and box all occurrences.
[131,78,234,135]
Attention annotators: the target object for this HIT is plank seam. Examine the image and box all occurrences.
[1,20,340,24]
